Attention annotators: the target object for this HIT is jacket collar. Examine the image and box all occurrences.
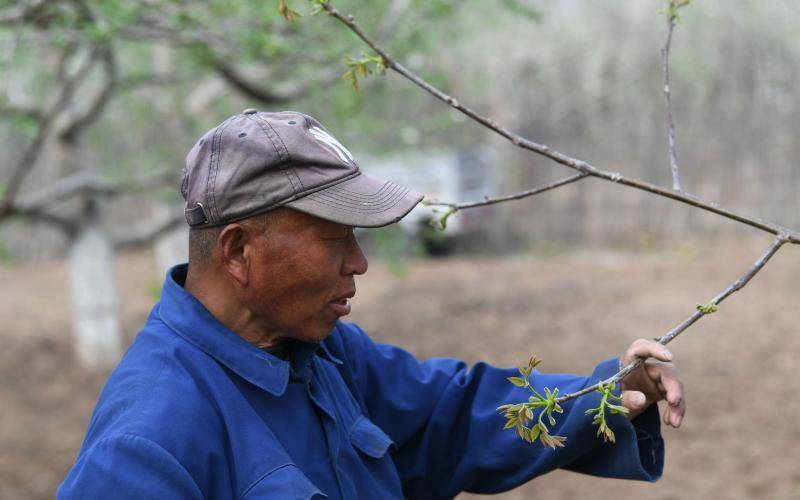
[156,263,342,396]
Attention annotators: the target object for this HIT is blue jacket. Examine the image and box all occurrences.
[58,263,663,499]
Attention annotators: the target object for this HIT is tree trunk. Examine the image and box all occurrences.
[68,199,122,369]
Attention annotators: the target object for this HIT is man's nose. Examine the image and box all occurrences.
[343,235,368,276]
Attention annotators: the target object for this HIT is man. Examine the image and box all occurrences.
[59,110,685,499]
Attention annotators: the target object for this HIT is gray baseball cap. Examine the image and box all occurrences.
[181,109,423,228]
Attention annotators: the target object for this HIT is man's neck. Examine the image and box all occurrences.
[184,264,283,349]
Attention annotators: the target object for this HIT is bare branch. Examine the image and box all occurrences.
[0,102,43,121]
[118,73,181,91]
[556,235,789,404]
[662,7,681,191]
[0,0,51,25]
[3,204,79,236]
[0,46,98,216]
[57,46,118,144]
[13,170,178,213]
[316,0,800,246]
[211,58,298,104]
[211,58,340,104]
[424,173,587,210]
[113,212,184,250]
[13,173,114,211]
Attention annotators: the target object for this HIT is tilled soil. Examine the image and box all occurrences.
[1,238,799,499]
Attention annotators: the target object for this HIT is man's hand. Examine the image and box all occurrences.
[618,339,686,427]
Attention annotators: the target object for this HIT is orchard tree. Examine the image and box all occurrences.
[0,0,480,367]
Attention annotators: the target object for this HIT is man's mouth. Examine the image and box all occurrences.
[329,297,352,316]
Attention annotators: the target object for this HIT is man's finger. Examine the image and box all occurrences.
[620,390,647,413]
[662,394,686,427]
[649,363,683,405]
[621,338,673,366]
[646,362,686,428]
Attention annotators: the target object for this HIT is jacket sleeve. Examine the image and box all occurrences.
[57,433,202,500]
[335,322,663,499]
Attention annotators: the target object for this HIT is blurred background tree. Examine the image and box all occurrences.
[0,0,498,259]
[0,0,501,365]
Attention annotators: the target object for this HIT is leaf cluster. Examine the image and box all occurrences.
[498,356,567,449]
[278,0,329,22]
[584,381,628,443]
[659,0,692,24]
[428,207,457,231]
[696,301,718,314]
[342,53,388,93]
[278,0,302,22]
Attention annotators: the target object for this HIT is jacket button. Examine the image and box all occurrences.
[242,108,258,115]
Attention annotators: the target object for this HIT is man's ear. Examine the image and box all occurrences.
[217,223,255,288]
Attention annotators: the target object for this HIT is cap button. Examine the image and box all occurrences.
[242,108,258,115]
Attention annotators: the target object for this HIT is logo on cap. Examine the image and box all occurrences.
[309,126,355,165]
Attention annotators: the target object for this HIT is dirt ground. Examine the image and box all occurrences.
[1,237,799,499]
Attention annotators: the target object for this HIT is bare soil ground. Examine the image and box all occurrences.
[1,238,799,499]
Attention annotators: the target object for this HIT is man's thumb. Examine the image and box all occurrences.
[621,390,647,412]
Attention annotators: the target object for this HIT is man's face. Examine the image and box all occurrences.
[243,208,368,345]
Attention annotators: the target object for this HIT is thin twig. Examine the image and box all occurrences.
[662,7,681,191]
[425,173,587,210]
[555,235,788,404]
[316,0,800,246]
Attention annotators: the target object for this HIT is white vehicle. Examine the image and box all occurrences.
[360,149,497,253]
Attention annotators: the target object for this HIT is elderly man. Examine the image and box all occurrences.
[59,110,685,499]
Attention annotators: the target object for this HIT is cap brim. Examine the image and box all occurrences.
[285,172,423,228]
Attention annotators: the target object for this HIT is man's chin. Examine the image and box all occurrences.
[298,323,338,345]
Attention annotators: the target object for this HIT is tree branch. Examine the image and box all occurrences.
[211,58,289,104]
[57,45,118,144]
[0,45,99,218]
[316,0,800,246]
[0,0,52,25]
[211,58,340,104]
[118,73,181,92]
[424,173,588,210]
[2,204,79,236]
[12,170,178,213]
[0,102,43,121]
[113,212,184,250]
[662,5,681,191]
[555,234,789,404]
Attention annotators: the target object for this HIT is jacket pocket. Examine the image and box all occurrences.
[240,463,328,500]
[349,415,394,459]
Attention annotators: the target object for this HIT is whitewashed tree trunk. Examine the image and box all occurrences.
[68,208,122,369]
